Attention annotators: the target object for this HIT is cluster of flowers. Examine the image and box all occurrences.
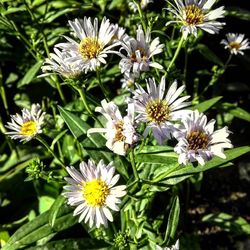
[5,0,249,230]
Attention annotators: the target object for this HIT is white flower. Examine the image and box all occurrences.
[112,24,127,42]
[130,76,191,144]
[5,104,45,142]
[87,100,138,156]
[129,0,153,12]
[156,239,180,250]
[174,110,233,166]
[41,47,82,77]
[121,72,139,89]
[221,33,250,55]
[56,17,119,73]
[166,0,225,39]
[118,25,164,74]
[63,159,126,228]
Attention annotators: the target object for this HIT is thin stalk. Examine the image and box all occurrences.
[224,54,232,70]
[183,44,188,86]
[166,34,185,74]
[135,1,147,34]
[129,149,139,181]
[75,86,102,127]
[96,69,110,101]
[76,87,93,115]
[36,136,65,167]
[0,68,9,115]
[55,79,66,105]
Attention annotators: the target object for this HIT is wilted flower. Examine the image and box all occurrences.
[87,100,139,155]
[5,104,45,142]
[55,17,119,73]
[63,159,126,228]
[118,25,164,74]
[41,48,82,78]
[174,110,233,166]
[130,76,190,144]
[166,0,225,39]
[221,33,250,55]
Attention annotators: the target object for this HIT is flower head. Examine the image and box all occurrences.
[118,25,164,74]
[63,159,126,228]
[55,17,119,74]
[174,110,233,166]
[221,33,250,55]
[166,0,225,39]
[130,76,190,144]
[41,48,82,78]
[87,100,139,155]
[5,104,45,142]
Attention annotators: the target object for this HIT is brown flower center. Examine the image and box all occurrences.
[186,130,209,151]
[113,121,126,143]
[145,99,170,125]
[184,5,204,25]
[130,47,148,62]
[229,41,241,50]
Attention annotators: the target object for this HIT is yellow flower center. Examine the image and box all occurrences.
[229,41,241,50]
[20,121,37,136]
[131,47,148,62]
[186,130,209,151]
[83,179,110,207]
[113,121,126,143]
[184,5,204,25]
[145,99,170,125]
[79,37,103,60]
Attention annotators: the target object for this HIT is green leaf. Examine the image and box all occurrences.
[193,96,222,113]
[162,146,250,185]
[26,238,109,249]
[228,107,250,123]
[58,106,89,139]
[227,8,250,21]
[38,196,55,214]
[3,205,76,250]
[196,44,223,66]
[202,213,250,235]
[18,61,43,87]
[48,195,66,227]
[135,146,177,164]
[163,196,180,245]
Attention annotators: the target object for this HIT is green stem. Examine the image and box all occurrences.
[166,34,185,73]
[76,86,102,127]
[135,1,147,34]
[96,69,110,101]
[55,79,66,105]
[76,87,93,115]
[224,54,232,70]
[0,68,9,115]
[129,150,139,181]
[36,136,65,167]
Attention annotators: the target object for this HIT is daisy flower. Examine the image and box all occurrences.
[56,17,119,73]
[174,110,233,166]
[118,25,164,74]
[87,100,138,156]
[221,33,250,55]
[129,76,191,144]
[166,0,225,39]
[5,104,45,142]
[41,47,82,78]
[63,159,126,228]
